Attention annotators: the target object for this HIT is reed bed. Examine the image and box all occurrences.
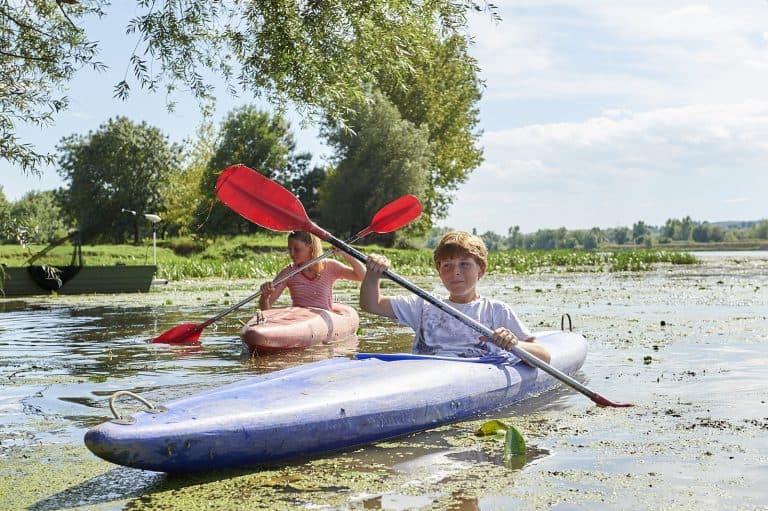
[1,240,699,281]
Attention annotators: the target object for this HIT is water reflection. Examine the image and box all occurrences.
[0,295,416,452]
[448,444,551,470]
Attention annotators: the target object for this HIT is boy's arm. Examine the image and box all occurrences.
[359,254,396,319]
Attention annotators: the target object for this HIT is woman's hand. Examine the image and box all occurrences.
[260,281,274,297]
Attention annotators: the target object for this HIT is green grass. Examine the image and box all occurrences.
[1,236,700,280]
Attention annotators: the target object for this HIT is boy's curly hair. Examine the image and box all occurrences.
[433,231,488,271]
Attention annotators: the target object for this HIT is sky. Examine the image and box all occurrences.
[3,1,768,235]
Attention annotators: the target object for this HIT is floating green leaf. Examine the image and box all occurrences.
[504,424,526,457]
[476,419,509,437]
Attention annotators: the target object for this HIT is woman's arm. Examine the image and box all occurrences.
[335,250,366,282]
[258,268,289,310]
[258,281,278,310]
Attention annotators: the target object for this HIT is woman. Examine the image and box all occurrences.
[258,231,366,310]
[240,231,365,352]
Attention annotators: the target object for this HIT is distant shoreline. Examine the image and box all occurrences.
[606,241,768,252]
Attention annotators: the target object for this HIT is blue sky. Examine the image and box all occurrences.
[3,1,768,234]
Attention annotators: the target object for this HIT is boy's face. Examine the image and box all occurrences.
[437,255,485,302]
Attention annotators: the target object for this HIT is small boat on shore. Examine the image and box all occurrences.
[1,231,156,297]
[240,303,360,352]
[84,329,587,473]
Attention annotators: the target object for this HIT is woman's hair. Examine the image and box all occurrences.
[288,231,325,273]
[433,231,488,271]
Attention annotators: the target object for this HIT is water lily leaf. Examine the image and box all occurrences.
[476,419,509,437]
[503,424,526,457]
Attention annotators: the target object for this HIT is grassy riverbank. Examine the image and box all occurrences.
[1,234,700,280]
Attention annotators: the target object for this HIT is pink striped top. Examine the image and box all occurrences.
[270,259,348,310]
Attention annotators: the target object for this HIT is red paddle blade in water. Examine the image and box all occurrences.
[151,323,203,344]
[216,164,322,234]
[592,394,633,408]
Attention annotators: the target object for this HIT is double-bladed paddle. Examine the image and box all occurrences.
[216,164,631,408]
[151,173,421,344]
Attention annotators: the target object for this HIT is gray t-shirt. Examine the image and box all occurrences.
[390,294,532,358]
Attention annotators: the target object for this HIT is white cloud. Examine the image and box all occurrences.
[441,100,768,233]
[470,1,768,108]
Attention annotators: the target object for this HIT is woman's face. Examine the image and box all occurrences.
[287,238,313,265]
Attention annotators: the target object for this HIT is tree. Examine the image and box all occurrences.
[195,106,308,235]
[609,226,631,245]
[581,227,602,250]
[632,220,650,245]
[507,225,523,249]
[319,91,431,245]
[480,231,503,251]
[691,223,709,243]
[3,1,493,175]
[424,226,452,249]
[528,228,568,250]
[0,185,13,243]
[285,153,326,221]
[377,34,484,226]
[57,116,181,243]
[692,222,725,243]
[662,218,680,240]
[662,215,694,241]
[9,190,69,244]
[162,121,219,236]
[679,215,694,241]
[754,220,768,240]
[1,0,105,173]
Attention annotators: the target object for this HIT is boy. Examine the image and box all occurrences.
[360,231,551,364]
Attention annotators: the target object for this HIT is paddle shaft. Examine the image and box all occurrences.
[323,233,629,407]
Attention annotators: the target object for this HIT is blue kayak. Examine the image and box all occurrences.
[84,330,587,472]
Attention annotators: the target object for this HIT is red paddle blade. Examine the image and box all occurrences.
[368,195,422,234]
[151,323,203,344]
[592,394,634,408]
[216,164,315,233]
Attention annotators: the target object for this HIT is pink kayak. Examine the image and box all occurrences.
[240,303,359,352]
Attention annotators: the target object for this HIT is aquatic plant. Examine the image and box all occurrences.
[0,241,699,280]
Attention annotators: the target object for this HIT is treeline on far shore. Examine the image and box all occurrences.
[436,217,768,252]
[1,233,701,281]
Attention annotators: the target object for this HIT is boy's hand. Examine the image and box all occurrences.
[365,253,390,275]
[490,327,519,351]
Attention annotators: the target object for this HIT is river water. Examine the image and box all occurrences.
[1,252,766,510]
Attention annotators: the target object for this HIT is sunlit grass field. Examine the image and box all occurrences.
[1,234,699,280]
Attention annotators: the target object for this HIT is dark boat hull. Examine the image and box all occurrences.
[1,265,156,296]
